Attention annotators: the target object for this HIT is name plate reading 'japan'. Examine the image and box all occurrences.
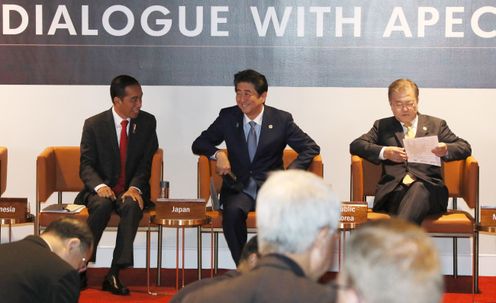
[340,202,368,225]
[0,197,28,221]
[155,199,206,220]
[481,207,496,227]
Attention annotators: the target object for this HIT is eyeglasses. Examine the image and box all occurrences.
[391,102,416,110]
[329,281,352,291]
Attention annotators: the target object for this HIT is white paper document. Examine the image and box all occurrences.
[403,135,441,166]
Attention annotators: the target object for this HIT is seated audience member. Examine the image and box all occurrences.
[182,170,340,303]
[336,218,444,303]
[350,78,471,224]
[0,218,93,303]
[171,235,259,303]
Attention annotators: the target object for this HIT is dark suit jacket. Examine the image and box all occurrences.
[75,108,158,205]
[350,114,471,211]
[0,236,80,303]
[192,105,319,202]
[181,254,336,303]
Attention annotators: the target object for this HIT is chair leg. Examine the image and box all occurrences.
[197,227,202,280]
[214,232,219,274]
[452,237,458,278]
[473,231,479,293]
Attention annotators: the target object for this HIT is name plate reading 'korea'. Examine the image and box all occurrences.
[481,207,496,227]
[0,197,28,221]
[340,202,368,225]
[155,199,206,220]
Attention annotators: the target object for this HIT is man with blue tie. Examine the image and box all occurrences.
[192,69,320,264]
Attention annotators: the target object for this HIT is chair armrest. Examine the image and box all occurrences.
[351,155,364,201]
[149,148,163,202]
[309,155,323,177]
[36,147,57,204]
[462,156,479,211]
[0,147,7,196]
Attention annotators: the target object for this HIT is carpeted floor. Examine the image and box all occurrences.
[80,276,496,303]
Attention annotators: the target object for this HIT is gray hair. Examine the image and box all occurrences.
[256,170,340,254]
[342,219,444,303]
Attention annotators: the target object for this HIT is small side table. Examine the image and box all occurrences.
[146,216,211,293]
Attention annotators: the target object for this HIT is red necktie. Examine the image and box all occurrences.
[113,120,129,195]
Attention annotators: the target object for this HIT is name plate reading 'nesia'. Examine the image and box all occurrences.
[340,202,368,225]
[0,197,28,221]
[155,199,206,219]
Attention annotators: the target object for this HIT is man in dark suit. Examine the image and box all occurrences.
[350,79,471,224]
[192,69,320,264]
[181,170,339,303]
[0,217,93,303]
[75,75,158,295]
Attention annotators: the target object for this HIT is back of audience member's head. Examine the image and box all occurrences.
[43,217,94,271]
[256,170,340,279]
[44,217,93,251]
[337,218,444,303]
[237,236,259,273]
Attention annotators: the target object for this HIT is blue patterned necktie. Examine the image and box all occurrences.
[245,121,258,199]
[247,121,257,162]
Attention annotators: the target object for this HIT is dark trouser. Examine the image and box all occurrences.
[86,193,143,267]
[221,192,256,265]
[383,181,448,225]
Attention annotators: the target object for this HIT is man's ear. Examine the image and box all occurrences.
[113,96,122,104]
[247,253,259,270]
[67,238,81,253]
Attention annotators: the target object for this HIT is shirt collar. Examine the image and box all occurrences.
[401,115,418,129]
[243,105,264,125]
[112,106,130,129]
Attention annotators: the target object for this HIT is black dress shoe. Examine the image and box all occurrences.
[80,272,88,290]
[102,274,130,296]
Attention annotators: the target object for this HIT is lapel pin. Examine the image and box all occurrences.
[268,124,273,129]
[133,124,137,134]
[236,122,239,128]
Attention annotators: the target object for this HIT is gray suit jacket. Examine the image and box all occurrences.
[181,254,336,303]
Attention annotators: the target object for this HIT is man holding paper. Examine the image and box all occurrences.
[350,79,471,224]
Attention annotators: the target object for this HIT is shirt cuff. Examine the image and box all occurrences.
[130,186,142,195]
[379,147,386,160]
[94,184,106,192]
[210,150,220,160]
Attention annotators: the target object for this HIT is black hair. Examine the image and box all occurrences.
[234,69,268,95]
[44,217,94,251]
[110,75,140,103]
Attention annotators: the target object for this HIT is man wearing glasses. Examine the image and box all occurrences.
[350,79,471,224]
[0,218,93,303]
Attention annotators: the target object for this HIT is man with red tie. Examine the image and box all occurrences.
[75,75,158,295]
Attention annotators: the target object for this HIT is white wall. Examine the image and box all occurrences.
[1,85,495,275]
